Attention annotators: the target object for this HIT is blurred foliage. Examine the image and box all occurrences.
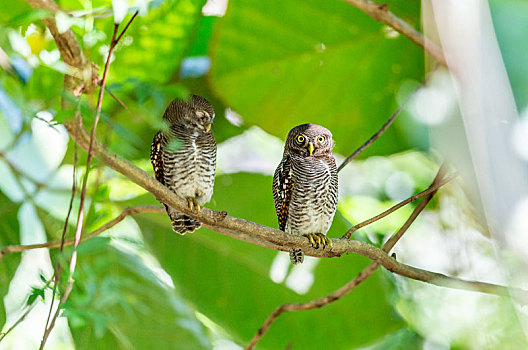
[489,0,528,111]
[135,173,404,348]
[1,0,528,349]
[209,0,424,157]
[60,238,213,350]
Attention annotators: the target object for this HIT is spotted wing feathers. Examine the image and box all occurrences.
[273,155,294,231]
[150,132,165,185]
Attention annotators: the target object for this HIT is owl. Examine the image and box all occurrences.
[273,124,338,264]
[150,94,216,234]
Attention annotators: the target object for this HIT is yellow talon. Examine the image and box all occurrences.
[187,197,201,211]
[319,234,326,249]
[303,233,330,250]
[314,235,322,249]
[304,233,315,247]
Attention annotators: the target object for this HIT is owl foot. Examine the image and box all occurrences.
[303,233,331,250]
[289,248,304,265]
[187,197,201,211]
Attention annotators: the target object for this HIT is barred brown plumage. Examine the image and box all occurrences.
[150,95,216,234]
[273,124,338,264]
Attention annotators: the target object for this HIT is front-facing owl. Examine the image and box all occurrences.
[150,95,216,234]
[273,124,338,264]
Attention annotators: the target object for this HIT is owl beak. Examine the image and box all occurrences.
[308,142,314,156]
[204,124,211,132]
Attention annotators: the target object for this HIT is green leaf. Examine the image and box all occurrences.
[6,9,52,28]
[76,236,112,255]
[0,0,33,25]
[187,16,216,57]
[209,0,424,156]
[27,287,45,306]
[65,243,212,349]
[0,192,21,329]
[110,0,207,84]
[138,173,404,349]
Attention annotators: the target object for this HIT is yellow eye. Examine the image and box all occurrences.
[317,136,325,142]
[296,135,305,143]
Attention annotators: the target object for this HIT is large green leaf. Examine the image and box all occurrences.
[0,0,33,24]
[209,0,424,156]
[0,193,21,329]
[138,173,403,349]
[65,238,212,349]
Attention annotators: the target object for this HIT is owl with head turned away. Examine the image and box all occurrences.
[273,123,338,264]
[150,94,216,234]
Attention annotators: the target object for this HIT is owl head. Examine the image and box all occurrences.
[163,94,215,133]
[284,123,334,157]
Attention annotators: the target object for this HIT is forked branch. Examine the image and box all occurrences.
[245,164,445,349]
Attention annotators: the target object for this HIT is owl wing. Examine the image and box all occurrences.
[150,131,165,185]
[273,155,294,231]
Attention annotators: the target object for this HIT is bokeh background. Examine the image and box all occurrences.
[1,0,528,349]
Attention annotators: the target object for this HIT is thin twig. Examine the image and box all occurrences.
[342,172,457,239]
[0,305,36,343]
[343,0,446,65]
[245,164,447,349]
[42,145,77,343]
[38,12,138,347]
[105,87,131,114]
[1,167,522,301]
[338,65,439,172]
[115,11,139,44]
[0,276,54,344]
[382,162,447,251]
[0,206,282,259]
[0,206,164,259]
[62,116,528,299]
[60,145,78,253]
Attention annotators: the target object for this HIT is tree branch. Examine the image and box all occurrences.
[3,120,525,333]
[245,163,447,349]
[38,12,138,349]
[0,205,164,260]
[15,3,521,347]
[27,0,98,95]
[59,118,528,305]
[0,304,36,343]
[344,0,446,66]
[0,171,456,258]
[342,172,457,239]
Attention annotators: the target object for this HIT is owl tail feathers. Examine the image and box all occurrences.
[165,205,201,235]
[289,248,304,265]
[171,214,201,234]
